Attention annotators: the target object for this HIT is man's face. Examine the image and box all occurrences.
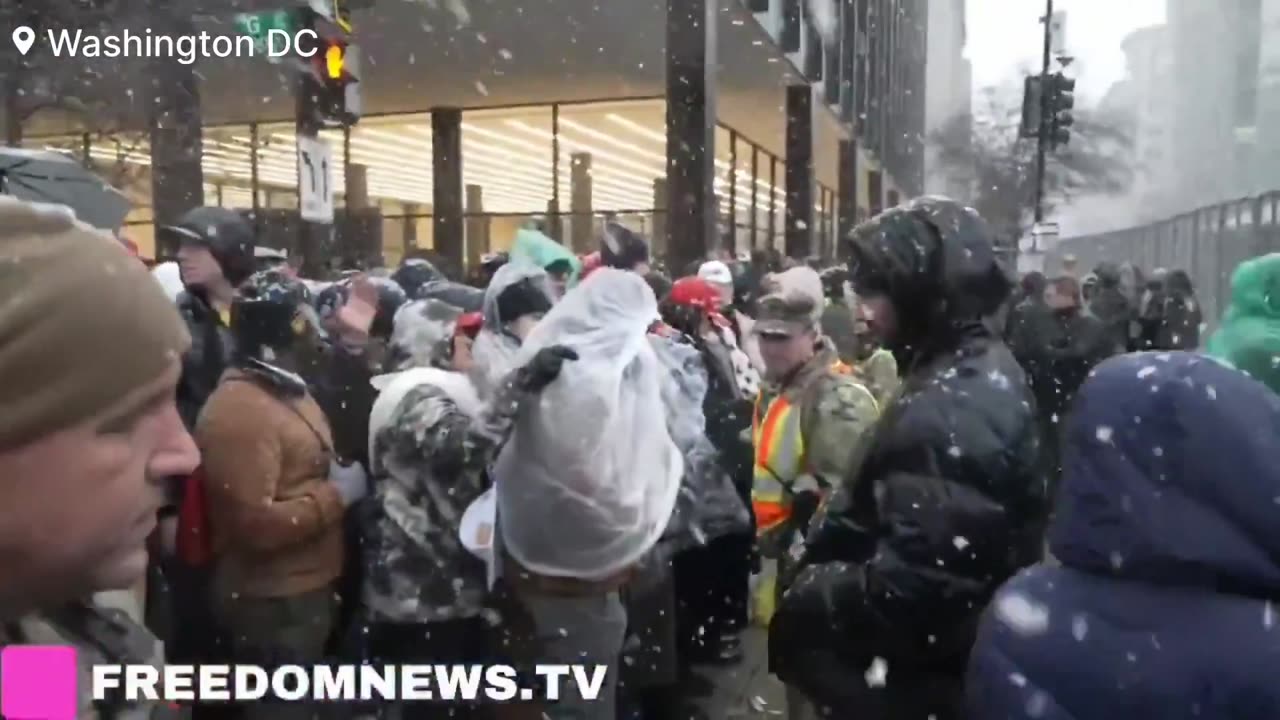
[859,294,898,347]
[176,243,224,290]
[451,334,475,373]
[1045,285,1076,310]
[758,328,817,380]
[547,273,569,300]
[0,361,198,614]
[509,313,544,341]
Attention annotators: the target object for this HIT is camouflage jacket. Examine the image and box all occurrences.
[854,347,900,409]
[0,593,182,719]
[759,343,881,489]
[362,370,522,624]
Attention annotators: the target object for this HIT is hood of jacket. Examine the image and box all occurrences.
[1093,262,1122,289]
[968,352,1280,720]
[471,262,554,398]
[1207,253,1280,394]
[386,299,461,372]
[847,196,1012,368]
[1050,351,1280,593]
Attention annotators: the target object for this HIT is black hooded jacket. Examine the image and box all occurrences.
[770,197,1048,718]
[175,289,235,430]
[1088,263,1133,353]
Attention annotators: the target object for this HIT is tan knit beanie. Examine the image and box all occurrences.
[0,197,191,449]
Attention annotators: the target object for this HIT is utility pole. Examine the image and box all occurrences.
[1033,0,1054,223]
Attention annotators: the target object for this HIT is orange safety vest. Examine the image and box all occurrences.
[750,359,857,534]
[751,393,811,534]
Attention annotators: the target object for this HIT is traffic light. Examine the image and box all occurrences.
[1047,72,1075,148]
[295,2,361,130]
[1019,75,1043,139]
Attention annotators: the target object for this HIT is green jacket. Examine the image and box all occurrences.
[1206,253,1280,395]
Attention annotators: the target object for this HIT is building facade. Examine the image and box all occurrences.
[923,0,970,199]
[4,0,930,269]
[1166,0,1263,209]
[1119,24,1176,222]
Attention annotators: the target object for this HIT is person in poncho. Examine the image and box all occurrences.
[362,298,575,719]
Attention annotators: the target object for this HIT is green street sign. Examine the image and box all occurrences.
[233,10,295,62]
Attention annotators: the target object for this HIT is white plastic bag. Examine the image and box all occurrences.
[493,269,683,580]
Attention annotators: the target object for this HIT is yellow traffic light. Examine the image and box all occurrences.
[325,44,344,80]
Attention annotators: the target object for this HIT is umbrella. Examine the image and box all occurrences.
[0,148,131,231]
[417,279,484,312]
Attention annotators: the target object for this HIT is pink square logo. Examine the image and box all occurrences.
[1,645,78,720]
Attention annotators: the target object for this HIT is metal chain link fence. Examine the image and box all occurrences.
[1049,191,1280,325]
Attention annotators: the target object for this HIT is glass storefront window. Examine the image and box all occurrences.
[463,106,554,215]
[557,99,665,214]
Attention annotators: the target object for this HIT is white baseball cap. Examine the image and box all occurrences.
[697,260,733,286]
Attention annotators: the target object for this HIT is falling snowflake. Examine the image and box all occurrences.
[1009,672,1027,688]
[864,657,888,688]
[498,48,513,60]
[1266,601,1275,630]
[1206,385,1217,400]
[1071,614,1088,641]
[1025,691,1049,717]
[994,592,1050,636]
[947,445,962,459]
[1152,446,1164,457]
[1137,366,1156,379]
[1095,426,1114,444]
[474,80,489,96]
[952,536,970,551]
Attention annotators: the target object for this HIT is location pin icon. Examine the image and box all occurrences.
[12,26,34,56]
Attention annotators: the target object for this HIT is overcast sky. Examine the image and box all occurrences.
[965,0,1166,106]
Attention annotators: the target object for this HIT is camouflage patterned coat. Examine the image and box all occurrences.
[0,594,181,719]
[754,343,881,556]
[782,344,881,488]
[362,369,520,624]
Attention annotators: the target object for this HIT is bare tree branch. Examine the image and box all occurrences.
[929,88,1135,245]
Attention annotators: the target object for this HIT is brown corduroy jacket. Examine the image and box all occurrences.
[197,368,346,599]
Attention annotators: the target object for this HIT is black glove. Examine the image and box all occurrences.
[514,345,579,393]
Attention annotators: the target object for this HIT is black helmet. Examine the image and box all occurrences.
[232,269,317,361]
[600,222,650,270]
[314,282,348,323]
[480,251,510,273]
[164,207,256,286]
[417,279,485,313]
[819,266,849,301]
[314,276,408,340]
[392,258,445,299]
[848,196,1011,362]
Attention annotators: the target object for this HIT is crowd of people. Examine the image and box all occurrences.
[4,191,1280,720]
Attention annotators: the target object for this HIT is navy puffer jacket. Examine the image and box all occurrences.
[967,352,1280,720]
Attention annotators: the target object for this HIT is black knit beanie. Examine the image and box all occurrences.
[496,278,553,323]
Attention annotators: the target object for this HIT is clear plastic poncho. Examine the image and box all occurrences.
[493,269,683,580]
[470,262,554,399]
